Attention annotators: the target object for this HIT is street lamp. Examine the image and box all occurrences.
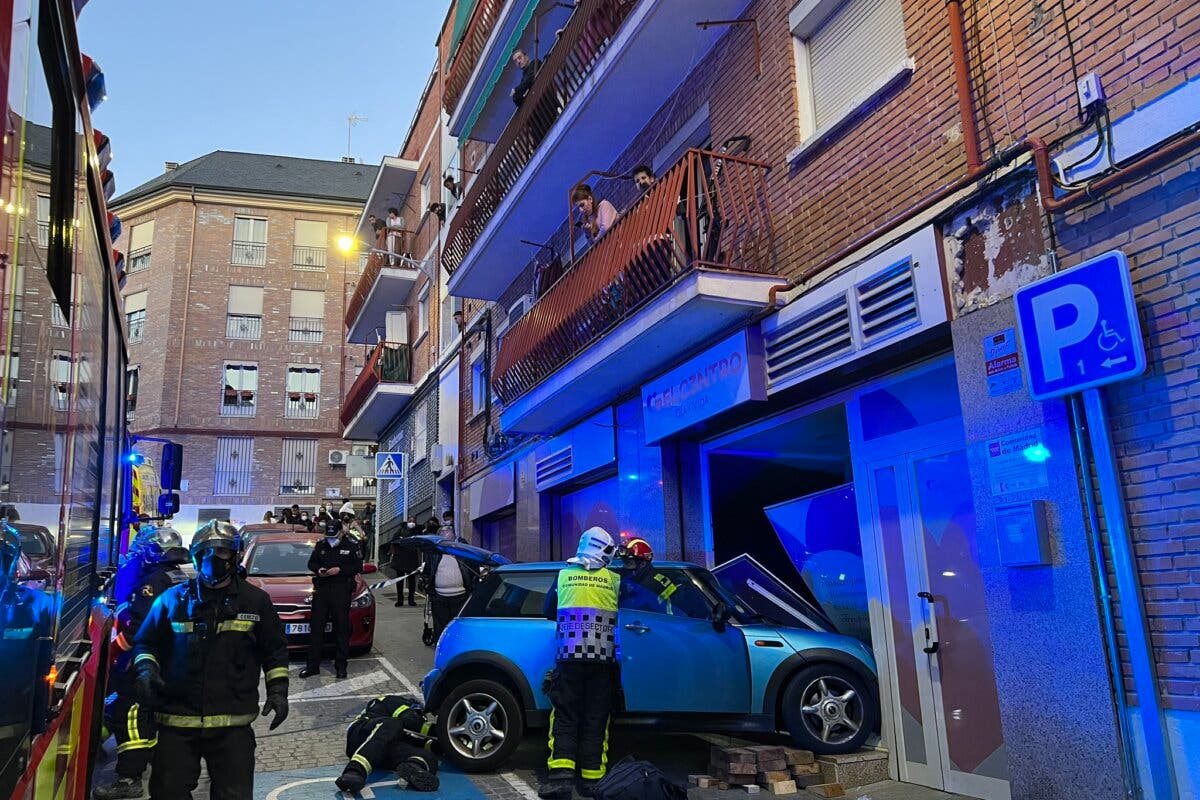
[337,234,356,253]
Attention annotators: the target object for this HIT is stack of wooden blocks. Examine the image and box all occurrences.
[693,745,845,797]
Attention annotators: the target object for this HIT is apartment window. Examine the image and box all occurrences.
[36,195,49,247]
[470,350,487,419]
[7,265,22,325]
[221,362,258,416]
[289,290,325,342]
[280,438,318,495]
[285,366,320,419]
[293,220,328,270]
[53,431,66,490]
[51,302,68,327]
[3,352,18,406]
[126,366,139,419]
[128,220,154,272]
[232,216,268,266]
[417,285,430,340]
[125,291,147,342]
[226,285,264,339]
[420,168,432,214]
[790,0,910,148]
[51,351,71,411]
[214,436,254,496]
[413,407,428,465]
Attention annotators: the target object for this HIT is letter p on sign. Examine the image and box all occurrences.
[1028,284,1099,381]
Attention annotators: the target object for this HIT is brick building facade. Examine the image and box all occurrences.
[111,152,378,534]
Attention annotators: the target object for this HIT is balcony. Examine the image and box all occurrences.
[288,316,325,343]
[442,0,749,300]
[232,241,267,267]
[293,245,327,271]
[345,234,422,344]
[227,314,262,340]
[493,148,783,434]
[341,342,416,441]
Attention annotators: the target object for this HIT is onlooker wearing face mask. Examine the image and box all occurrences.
[300,518,363,680]
[299,511,315,532]
[390,517,421,607]
[420,513,476,642]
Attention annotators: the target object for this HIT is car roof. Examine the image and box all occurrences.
[251,532,321,545]
[240,523,309,533]
[493,559,697,573]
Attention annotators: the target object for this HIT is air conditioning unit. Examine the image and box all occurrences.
[350,444,372,456]
[328,450,349,466]
[508,294,534,323]
[430,444,456,475]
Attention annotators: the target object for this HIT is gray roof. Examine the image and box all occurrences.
[112,150,379,207]
[23,121,53,170]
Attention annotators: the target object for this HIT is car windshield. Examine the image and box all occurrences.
[18,530,47,556]
[690,568,763,624]
[247,541,315,576]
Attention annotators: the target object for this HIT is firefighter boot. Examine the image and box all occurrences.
[92,776,145,799]
[538,769,574,800]
[396,758,440,792]
[577,777,599,798]
[335,764,366,793]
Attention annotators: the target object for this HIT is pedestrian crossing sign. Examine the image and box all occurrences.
[375,452,405,478]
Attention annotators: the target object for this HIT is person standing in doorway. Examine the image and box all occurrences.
[300,518,363,679]
[391,517,421,608]
[420,524,477,642]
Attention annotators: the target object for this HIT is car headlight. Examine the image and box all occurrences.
[351,591,373,609]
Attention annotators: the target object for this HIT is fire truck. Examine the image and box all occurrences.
[0,1,178,796]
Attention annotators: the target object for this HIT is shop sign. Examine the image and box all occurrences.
[641,330,766,443]
[986,428,1050,496]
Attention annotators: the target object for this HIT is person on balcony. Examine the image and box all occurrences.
[632,164,656,194]
[511,48,542,107]
[572,184,618,245]
[386,207,407,265]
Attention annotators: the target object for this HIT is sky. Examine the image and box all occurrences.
[77,0,450,194]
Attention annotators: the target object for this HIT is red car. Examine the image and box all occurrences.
[242,531,377,654]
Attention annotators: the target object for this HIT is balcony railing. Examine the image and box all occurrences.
[350,476,377,498]
[232,241,267,266]
[492,148,776,404]
[285,392,321,419]
[344,230,414,330]
[128,247,152,273]
[340,342,413,428]
[442,0,639,276]
[293,245,327,270]
[220,390,257,417]
[443,0,505,115]
[288,316,324,343]
[227,314,262,340]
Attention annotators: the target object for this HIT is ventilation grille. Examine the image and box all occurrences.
[765,294,853,388]
[856,257,918,344]
[535,446,573,489]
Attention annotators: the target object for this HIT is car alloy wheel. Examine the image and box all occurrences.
[446,692,509,760]
[798,675,864,746]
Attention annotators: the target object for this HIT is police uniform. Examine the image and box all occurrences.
[103,560,187,786]
[543,563,621,787]
[305,529,363,676]
[337,694,439,792]
[132,575,289,798]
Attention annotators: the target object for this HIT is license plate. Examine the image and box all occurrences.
[285,623,332,634]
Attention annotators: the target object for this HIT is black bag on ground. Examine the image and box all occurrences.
[591,757,688,800]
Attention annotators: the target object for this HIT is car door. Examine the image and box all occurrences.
[617,568,751,714]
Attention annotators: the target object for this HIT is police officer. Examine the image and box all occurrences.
[94,527,189,800]
[336,694,440,793]
[540,527,621,800]
[131,520,289,799]
[300,516,363,680]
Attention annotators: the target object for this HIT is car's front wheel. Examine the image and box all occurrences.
[437,679,524,772]
[781,663,875,754]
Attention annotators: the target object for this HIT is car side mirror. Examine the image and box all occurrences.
[363,562,378,574]
[711,601,732,632]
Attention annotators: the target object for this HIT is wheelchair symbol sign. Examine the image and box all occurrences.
[1014,250,1146,400]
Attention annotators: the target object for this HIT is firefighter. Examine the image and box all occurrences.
[539,527,621,800]
[93,527,189,800]
[131,520,289,798]
[300,516,363,680]
[336,694,440,793]
[618,537,677,609]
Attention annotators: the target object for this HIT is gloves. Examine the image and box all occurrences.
[261,682,289,730]
[133,661,166,706]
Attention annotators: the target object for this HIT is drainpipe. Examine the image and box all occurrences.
[173,186,198,426]
[947,0,982,172]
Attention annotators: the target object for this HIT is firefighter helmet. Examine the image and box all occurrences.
[621,537,654,563]
[189,520,240,563]
[568,526,617,570]
[144,525,188,565]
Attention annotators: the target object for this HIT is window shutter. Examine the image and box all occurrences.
[294,220,328,248]
[234,217,268,243]
[808,0,906,130]
[228,286,264,315]
[129,220,155,251]
[124,291,148,313]
[290,289,325,318]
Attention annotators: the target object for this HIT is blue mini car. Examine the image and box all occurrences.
[421,552,879,772]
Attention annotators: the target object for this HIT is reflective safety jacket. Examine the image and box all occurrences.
[132,577,289,729]
[547,566,621,663]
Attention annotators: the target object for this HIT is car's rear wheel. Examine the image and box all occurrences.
[437,679,524,772]
[781,663,875,754]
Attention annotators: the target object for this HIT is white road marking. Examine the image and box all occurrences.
[373,653,422,696]
[501,772,540,800]
[289,670,391,700]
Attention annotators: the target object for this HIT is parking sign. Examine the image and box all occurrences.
[1014,251,1146,400]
